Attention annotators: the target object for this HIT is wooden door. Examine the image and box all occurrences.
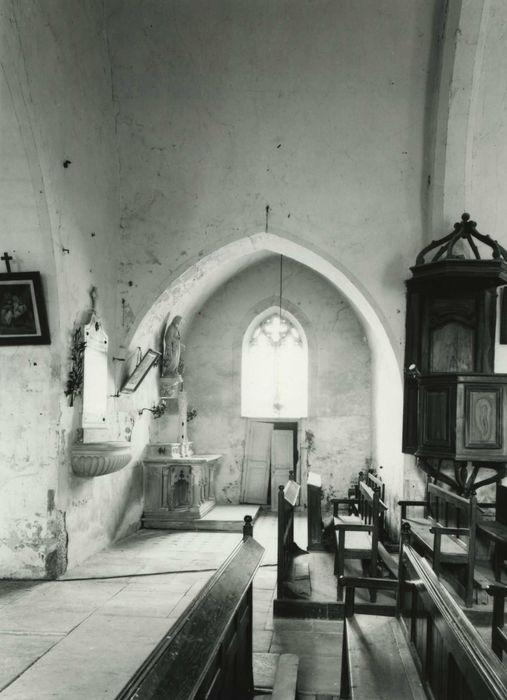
[270,429,294,511]
[241,421,272,504]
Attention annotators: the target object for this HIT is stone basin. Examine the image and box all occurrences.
[71,441,132,477]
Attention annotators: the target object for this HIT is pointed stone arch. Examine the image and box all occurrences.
[127,232,404,531]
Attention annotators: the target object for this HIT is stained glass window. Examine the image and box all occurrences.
[241,310,308,417]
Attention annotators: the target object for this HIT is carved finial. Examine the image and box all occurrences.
[415,212,507,265]
[401,522,411,543]
[243,514,253,540]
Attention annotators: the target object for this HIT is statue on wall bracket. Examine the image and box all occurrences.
[160,314,185,398]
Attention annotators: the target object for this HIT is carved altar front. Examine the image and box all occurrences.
[143,449,221,528]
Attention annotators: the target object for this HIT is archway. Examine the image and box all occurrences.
[127,233,404,531]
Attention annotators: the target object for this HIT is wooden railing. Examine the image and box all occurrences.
[339,529,507,700]
[116,516,264,700]
[400,484,479,607]
[398,544,507,699]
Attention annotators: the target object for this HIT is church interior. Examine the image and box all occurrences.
[2,0,507,697]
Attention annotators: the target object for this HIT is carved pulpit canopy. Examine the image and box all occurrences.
[415,212,507,267]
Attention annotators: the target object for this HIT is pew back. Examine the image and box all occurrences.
[399,544,507,700]
[400,483,479,606]
[427,483,475,534]
[117,522,264,700]
[339,543,507,700]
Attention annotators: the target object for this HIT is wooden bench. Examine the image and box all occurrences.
[340,537,507,700]
[398,538,507,699]
[338,576,422,700]
[399,483,479,607]
[333,480,387,602]
[271,653,299,700]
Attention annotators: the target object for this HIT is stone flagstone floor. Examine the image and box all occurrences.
[0,510,428,699]
[0,529,242,698]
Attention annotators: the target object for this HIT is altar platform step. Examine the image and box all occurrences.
[142,504,261,532]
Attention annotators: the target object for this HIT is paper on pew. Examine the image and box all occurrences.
[284,480,300,506]
[307,471,322,488]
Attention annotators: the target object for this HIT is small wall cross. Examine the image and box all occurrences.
[1,252,13,273]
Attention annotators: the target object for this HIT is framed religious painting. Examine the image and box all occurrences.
[121,348,161,394]
[0,272,50,345]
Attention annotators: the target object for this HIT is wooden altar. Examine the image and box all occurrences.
[143,452,221,529]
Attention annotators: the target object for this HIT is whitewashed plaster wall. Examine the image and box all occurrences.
[0,4,58,578]
[428,0,507,238]
[0,1,143,577]
[108,0,440,536]
[467,1,507,238]
[5,0,507,576]
[158,256,372,508]
[107,0,437,351]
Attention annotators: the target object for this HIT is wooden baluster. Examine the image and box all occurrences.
[397,522,411,617]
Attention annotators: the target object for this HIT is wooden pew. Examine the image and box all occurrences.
[339,534,507,700]
[117,516,264,700]
[333,481,387,602]
[399,482,479,607]
[398,532,507,700]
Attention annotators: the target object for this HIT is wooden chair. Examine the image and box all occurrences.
[399,483,479,607]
